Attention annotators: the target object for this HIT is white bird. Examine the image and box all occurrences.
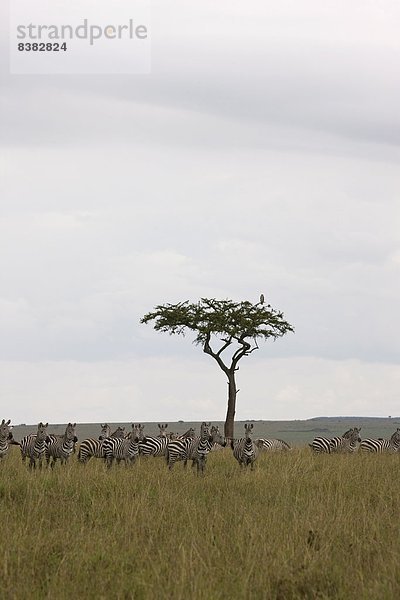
[259,294,265,304]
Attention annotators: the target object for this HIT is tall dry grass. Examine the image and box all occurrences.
[1,446,399,599]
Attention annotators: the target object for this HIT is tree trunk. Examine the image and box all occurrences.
[224,371,236,439]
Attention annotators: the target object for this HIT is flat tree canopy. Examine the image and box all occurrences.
[141,298,294,438]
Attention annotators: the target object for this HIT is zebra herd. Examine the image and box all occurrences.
[309,427,400,454]
[1,419,400,475]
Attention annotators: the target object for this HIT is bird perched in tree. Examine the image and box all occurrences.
[259,294,265,304]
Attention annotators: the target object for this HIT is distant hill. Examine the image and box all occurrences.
[11,416,400,447]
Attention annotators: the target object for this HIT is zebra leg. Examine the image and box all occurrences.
[197,456,206,476]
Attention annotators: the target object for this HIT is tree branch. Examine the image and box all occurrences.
[203,333,230,375]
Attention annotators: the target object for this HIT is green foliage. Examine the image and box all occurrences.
[1,447,400,599]
[140,298,294,347]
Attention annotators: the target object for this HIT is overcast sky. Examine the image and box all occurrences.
[1,1,399,424]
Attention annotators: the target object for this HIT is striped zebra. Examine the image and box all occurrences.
[99,423,111,439]
[309,428,359,454]
[188,421,211,475]
[210,425,226,451]
[190,424,226,474]
[255,438,292,452]
[0,419,14,461]
[45,429,79,456]
[20,422,49,469]
[179,427,196,439]
[78,425,126,464]
[103,424,145,467]
[166,424,206,471]
[166,423,225,473]
[45,423,77,467]
[139,423,170,458]
[231,423,259,469]
[330,427,361,453]
[46,433,78,457]
[360,428,400,453]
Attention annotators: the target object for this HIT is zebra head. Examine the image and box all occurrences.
[210,425,220,437]
[0,419,12,441]
[157,423,168,438]
[210,425,226,447]
[99,423,111,440]
[390,428,400,449]
[65,422,77,442]
[133,423,146,442]
[349,427,362,444]
[200,422,211,440]
[342,427,361,443]
[341,427,361,451]
[36,422,49,442]
[181,427,196,439]
[244,423,254,440]
[110,426,125,438]
[131,423,139,441]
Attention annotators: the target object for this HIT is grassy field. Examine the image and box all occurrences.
[1,446,400,599]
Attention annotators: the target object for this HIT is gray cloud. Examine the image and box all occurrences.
[0,1,399,421]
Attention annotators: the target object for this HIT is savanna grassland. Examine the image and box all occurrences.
[1,446,400,600]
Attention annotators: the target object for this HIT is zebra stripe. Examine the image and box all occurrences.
[20,422,49,469]
[309,428,359,454]
[178,427,196,440]
[360,428,400,453]
[45,423,77,467]
[188,422,211,475]
[309,437,331,454]
[103,424,145,467]
[99,423,111,439]
[139,436,169,457]
[256,438,292,452]
[138,423,170,457]
[209,426,226,452]
[166,422,210,471]
[0,419,13,461]
[189,424,226,475]
[168,427,196,441]
[330,428,361,453]
[231,424,259,469]
[166,423,224,472]
[78,426,126,464]
[165,437,193,469]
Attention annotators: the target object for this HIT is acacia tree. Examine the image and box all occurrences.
[140,298,294,438]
